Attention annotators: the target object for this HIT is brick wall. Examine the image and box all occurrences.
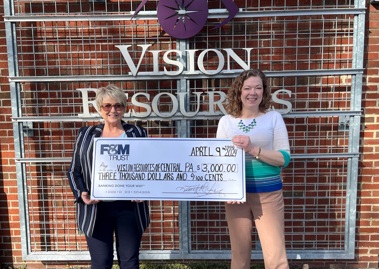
[355,2,379,269]
[0,1,378,268]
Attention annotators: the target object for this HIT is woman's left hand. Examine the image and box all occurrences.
[226,200,245,204]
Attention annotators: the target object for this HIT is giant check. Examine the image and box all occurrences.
[91,138,246,201]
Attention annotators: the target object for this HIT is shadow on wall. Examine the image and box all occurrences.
[0,142,14,265]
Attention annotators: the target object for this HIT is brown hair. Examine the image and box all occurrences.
[225,69,272,118]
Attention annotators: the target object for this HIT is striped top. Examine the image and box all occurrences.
[216,111,291,193]
[67,122,150,237]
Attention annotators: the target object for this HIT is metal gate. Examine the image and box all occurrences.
[4,0,364,261]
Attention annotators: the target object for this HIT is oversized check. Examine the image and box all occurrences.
[91,138,245,201]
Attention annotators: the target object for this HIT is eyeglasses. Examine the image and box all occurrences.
[100,103,125,111]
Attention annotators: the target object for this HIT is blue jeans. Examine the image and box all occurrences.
[85,201,143,269]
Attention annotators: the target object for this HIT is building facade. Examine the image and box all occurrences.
[0,0,379,268]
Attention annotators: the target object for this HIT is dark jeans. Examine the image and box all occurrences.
[85,201,143,269]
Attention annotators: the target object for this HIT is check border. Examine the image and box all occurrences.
[91,138,246,201]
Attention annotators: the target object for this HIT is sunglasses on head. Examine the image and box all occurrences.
[101,103,125,111]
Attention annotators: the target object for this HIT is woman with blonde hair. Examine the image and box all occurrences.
[68,85,150,269]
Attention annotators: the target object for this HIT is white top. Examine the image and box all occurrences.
[216,111,290,153]
[216,111,291,192]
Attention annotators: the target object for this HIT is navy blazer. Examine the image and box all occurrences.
[67,122,150,237]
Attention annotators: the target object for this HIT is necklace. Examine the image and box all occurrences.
[238,119,257,133]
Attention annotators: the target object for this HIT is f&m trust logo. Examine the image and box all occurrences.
[100,144,130,161]
[133,0,239,39]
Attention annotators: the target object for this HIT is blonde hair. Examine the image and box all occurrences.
[95,85,127,110]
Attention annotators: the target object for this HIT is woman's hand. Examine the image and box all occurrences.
[81,192,100,205]
[226,200,245,204]
[233,135,286,166]
[232,135,252,151]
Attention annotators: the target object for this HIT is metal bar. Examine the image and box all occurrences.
[343,0,366,259]
[22,248,355,261]
[11,110,363,123]
[4,8,365,22]
[4,0,33,260]
[8,69,365,82]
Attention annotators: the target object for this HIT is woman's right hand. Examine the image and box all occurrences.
[81,192,100,205]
